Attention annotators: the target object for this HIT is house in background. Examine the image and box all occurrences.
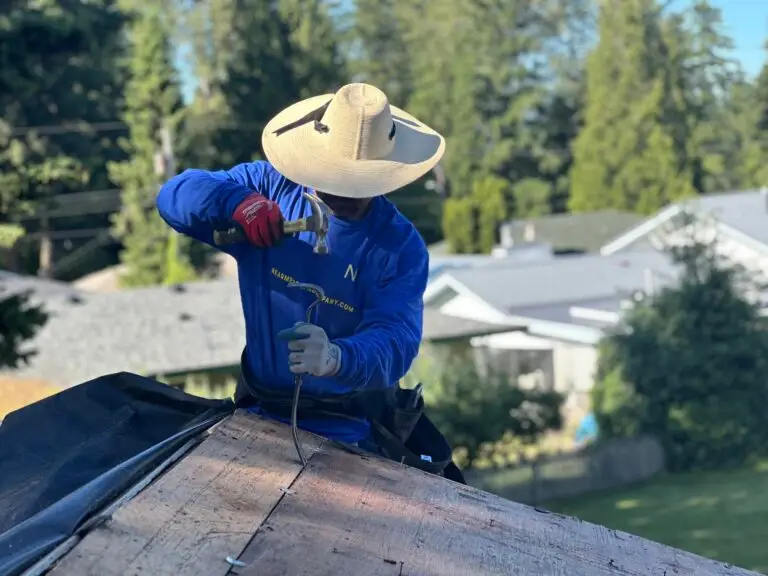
[601,188,768,277]
[4,279,247,396]
[427,210,643,280]
[424,250,681,422]
[1,277,514,401]
[493,210,644,255]
[427,188,768,423]
[428,210,643,257]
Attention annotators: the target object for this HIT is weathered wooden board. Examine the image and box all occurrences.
[235,448,760,576]
[52,411,761,576]
[50,410,323,576]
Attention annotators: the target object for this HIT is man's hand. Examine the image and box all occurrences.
[232,193,285,247]
[278,322,341,377]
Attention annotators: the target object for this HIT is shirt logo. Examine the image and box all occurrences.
[344,264,358,282]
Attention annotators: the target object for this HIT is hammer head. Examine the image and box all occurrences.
[302,191,330,255]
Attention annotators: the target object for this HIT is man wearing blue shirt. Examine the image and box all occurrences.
[156,83,445,451]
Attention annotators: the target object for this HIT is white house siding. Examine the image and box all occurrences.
[468,337,598,426]
[437,293,513,324]
[552,341,598,424]
[611,219,768,282]
[431,293,602,416]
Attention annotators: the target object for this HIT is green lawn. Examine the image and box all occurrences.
[546,461,768,574]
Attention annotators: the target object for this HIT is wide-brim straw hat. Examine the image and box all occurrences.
[261,83,446,199]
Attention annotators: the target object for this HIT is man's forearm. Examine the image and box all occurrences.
[156,169,252,243]
[333,327,419,391]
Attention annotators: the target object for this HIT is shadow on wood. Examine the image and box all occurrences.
[50,410,760,576]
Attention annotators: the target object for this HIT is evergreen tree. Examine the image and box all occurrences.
[712,76,765,190]
[569,0,696,215]
[0,0,126,277]
[177,0,343,169]
[665,1,740,194]
[421,0,588,252]
[279,0,345,99]
[174,0,238,170]
[109,5,196,287]
[734,49,768,188]
[348,0,413,107]
[0,288,47,369]
[593,217,768,471]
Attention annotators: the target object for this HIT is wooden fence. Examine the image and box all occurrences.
[466,435,665,505]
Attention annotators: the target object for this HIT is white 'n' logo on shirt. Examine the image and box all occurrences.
[344,264,358,282]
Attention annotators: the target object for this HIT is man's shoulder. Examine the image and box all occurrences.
[227,160,272,180]
[229,160,301,199]
[373,200,427,258]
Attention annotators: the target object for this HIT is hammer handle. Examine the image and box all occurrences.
[213,227,245,245]
[213,216,317,246]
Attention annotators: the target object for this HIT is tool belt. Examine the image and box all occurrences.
[235,351,465,484]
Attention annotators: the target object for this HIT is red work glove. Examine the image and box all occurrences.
[231,194,285,247]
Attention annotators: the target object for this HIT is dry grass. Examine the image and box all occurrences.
[0,376,59,419]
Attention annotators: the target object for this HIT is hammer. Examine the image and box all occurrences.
[213,191,329,254]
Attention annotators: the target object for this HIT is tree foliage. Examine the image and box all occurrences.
[569,0,696,214]
[0,289,47,369]
[5,0,768,274]
[0,0,126,278]
[592,215,768,471]
[109,4,197,287]
[411,346,563,469]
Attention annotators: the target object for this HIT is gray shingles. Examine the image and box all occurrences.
[447,251,678,313]
[687,189,768,246]
[5,279,246,387]
[509,295,628,327]
[608,189,768,253]
[422,309,519,341]
[0,270,82,301]
[7,277,519,386]
[503,210,644,253]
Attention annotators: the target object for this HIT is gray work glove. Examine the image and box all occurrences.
[278,322,341,377]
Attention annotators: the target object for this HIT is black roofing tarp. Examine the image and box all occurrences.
[0,372,233,576]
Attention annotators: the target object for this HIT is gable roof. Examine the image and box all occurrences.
[6,277,508,386]
[422,309,521,341]
[0,270,82,301]
[602,189,768,255]
[429,210,642,257]
[503,210,644,253]
[429,251,678,315]
[5,279,246,387]
[73,254,239,292]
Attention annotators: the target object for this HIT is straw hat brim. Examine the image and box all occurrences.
[262,94,446,199]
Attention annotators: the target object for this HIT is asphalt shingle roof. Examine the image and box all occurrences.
[685,189,768,246]
[604,189,768,253]
[0,270,82,300]
[503,210,644,253]
[428,210,642,256]
[422,309,518,341]
[445,250,678,313]
[6,279,246,387]
[6,277,514,386]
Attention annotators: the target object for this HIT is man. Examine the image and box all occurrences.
[156,83,445,451]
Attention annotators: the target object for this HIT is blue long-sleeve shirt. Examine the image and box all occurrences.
[156,161,428,443]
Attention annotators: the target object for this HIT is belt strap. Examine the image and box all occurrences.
[236,350,463,481]
[236,350,379,423]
